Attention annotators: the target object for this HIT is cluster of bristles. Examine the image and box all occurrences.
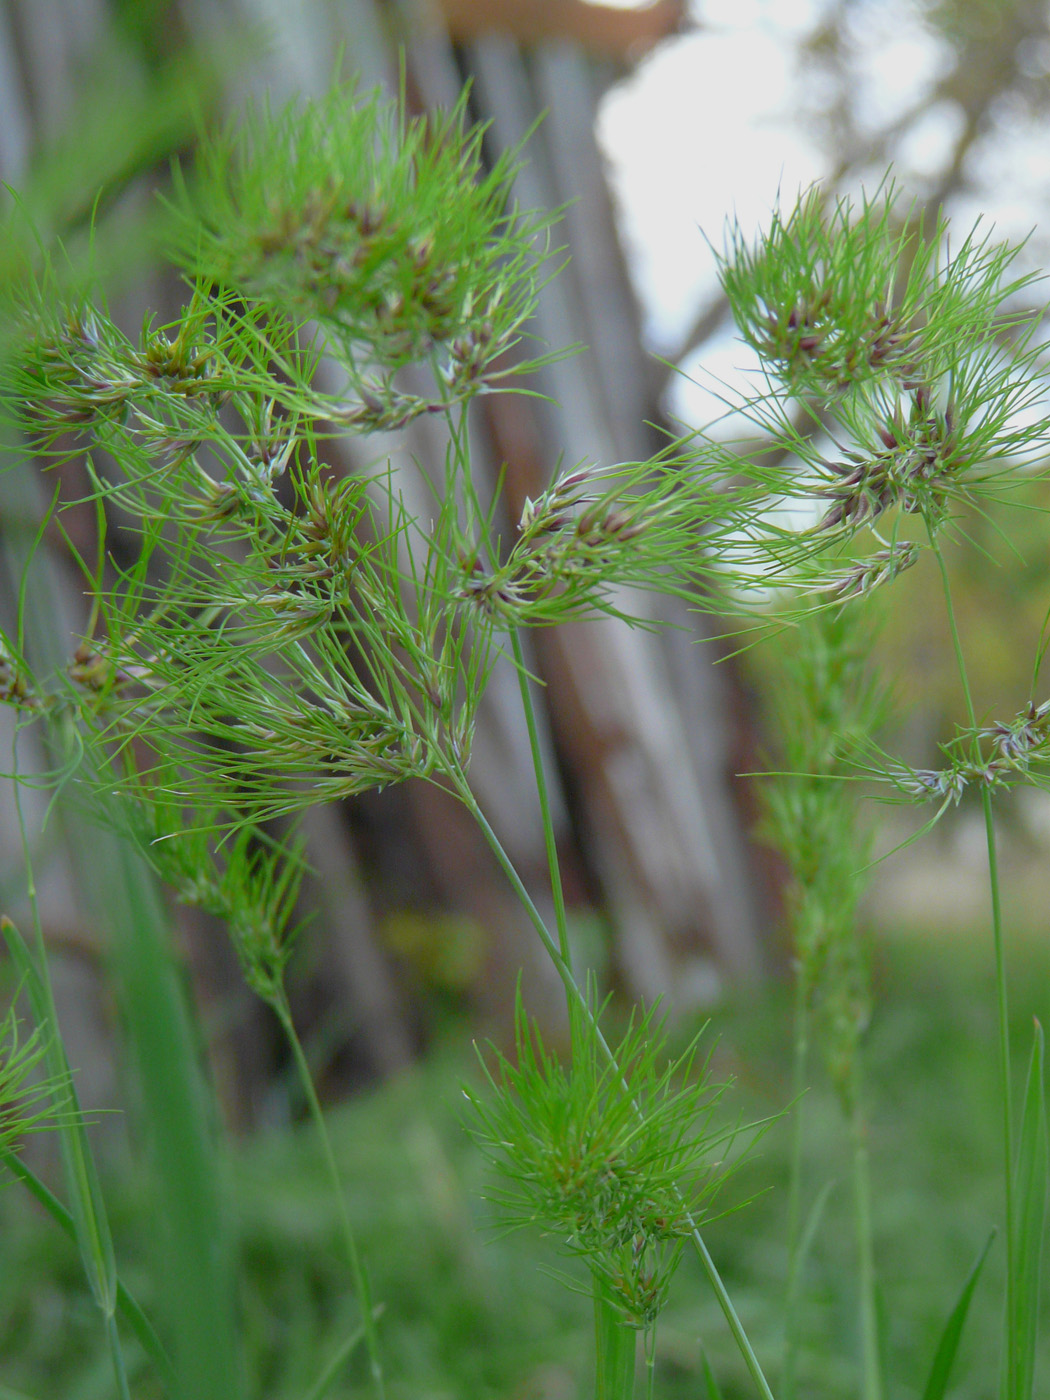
[536,1145,691,1329]
[823,542,921,599]
[900,699,1050,804]
[813,385,957,532]
[24,307,222,439]
[459,465,648,618]
[253,188,468,354]
[759,292,918,391]
[0,646,35,708]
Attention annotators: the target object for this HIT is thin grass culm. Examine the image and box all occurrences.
[1,77,1049,1400]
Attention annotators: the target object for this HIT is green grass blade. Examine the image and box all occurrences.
[300,1324,368,1400]
[921,1231,995,1400]
[0,1146,177,1392]
[1007,1019,1047,1400]
[783,1173,835,1400]
[876,1281,891,1400]
[76,836,244,1400]
[0,916,118,1317]
[793,1177,836,1292]
[700,1348,725,1400]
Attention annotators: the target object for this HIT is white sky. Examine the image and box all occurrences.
[598,14,824,353]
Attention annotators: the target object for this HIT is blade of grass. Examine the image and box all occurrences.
[700,1348,725,1400]
[1006,1020,1047,1400]
[0,910,121,1331]
[79,832,244,1400]
[921,1230,994,1400]
[0,1146,177,1392]
[300,1323,368,1400]
[781,978,810,1400]
[851,1098,882,1400]
[784,1172,837,1393]
[796,1178,837,1279]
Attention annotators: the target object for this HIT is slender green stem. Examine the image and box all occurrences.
[510,628,572,973]
[272,993,386,1400]
[781,974,811,1400]
[931,541,1014,1361]
[850,1093,882,1400]
[505,632,777,1396]
[105,1312,133,1400]
[450,768,777,1400]
[688,1226,777,1400]
[982,784,1015,1336]
[931,543,978,734]
[594,1286,604,1396]
[450,767,576,993]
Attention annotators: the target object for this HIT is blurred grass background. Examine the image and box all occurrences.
[2,922,1045,1400]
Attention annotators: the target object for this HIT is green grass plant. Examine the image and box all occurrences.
[1,77,1049,1399]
